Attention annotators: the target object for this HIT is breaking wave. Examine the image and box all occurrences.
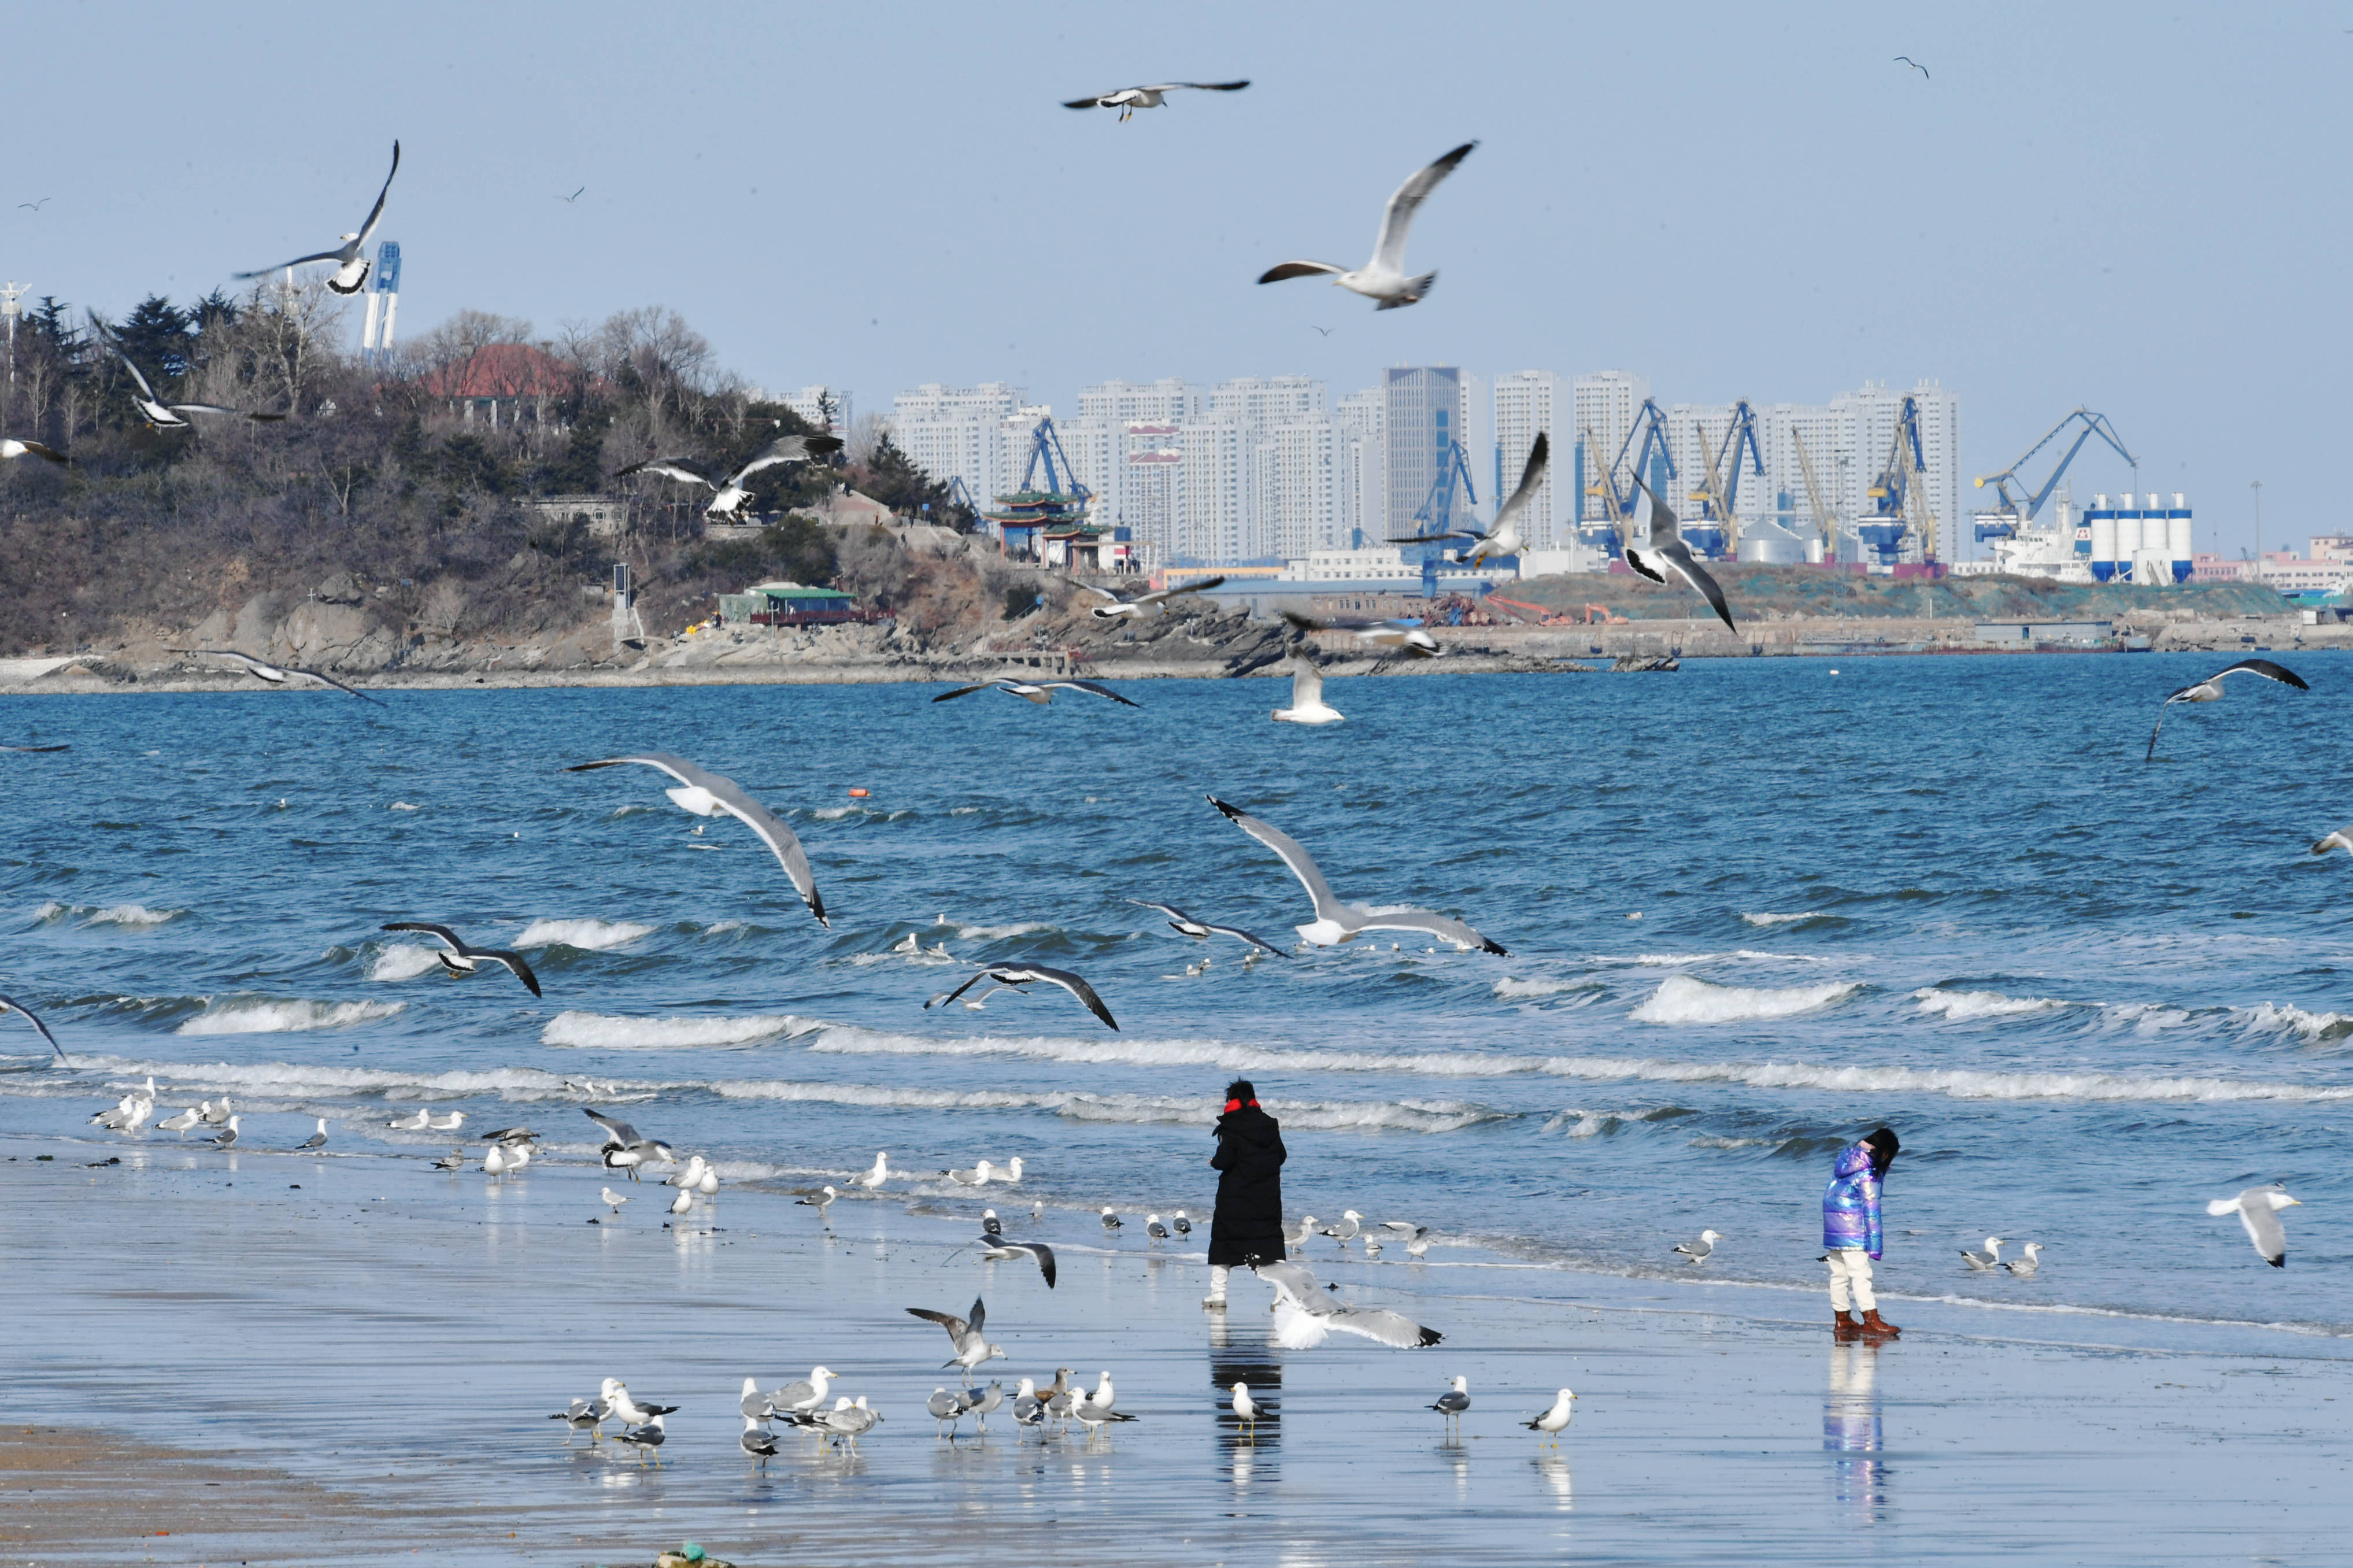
[368,944,445,982]
[35,901,185,927]
[1741,911,1825,927]
[175,998,406,1036]
[1629,975,1860,1024]
[541,1011,805,1049]
[1913,988,2071,1021]
[516,918,656,951]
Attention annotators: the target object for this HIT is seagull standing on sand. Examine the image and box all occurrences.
[614,432,844,520]
[1522,1389,1577,1445]
[2147,660,2311,760]
[156,1105,201,1134]
[297,1119,328,1151]
[0,994,66,1063]
[1271,653,1344,726]
[1429,1375,1472,1434]
[2208,1185,2301,1267]
[740,1417,780,1465]
[1959,1237,2006,1271]
[1626,476,1738,633]
[202,1097,234,1125]
[1674,1229,1722,1265]
[1253,1259,1444,1349]
[982,1209,1003,1237]
[234,142,399,294]
[1146,1214,1170,1243]
[601,1186,630,1215]
[767,1367,836,1425]
[2003,1242,2045,1278]
[906,1297,1006,1385]
[1173,1210,1192,1237]
[587,1108,674,1181]
[212,1115,241,1148]
[386,1108,430,1131]
[1391,432,1549,567]
[1230,1381,1263,1440]
[615,1413,666,1464]
[931,675,1141,708]
[1259,142,1475,311]
[380,923,542,997]
[1072,575,1227,618]
[1062,80,1249,119]
[1101,1206,1123,1233]
[1127,900,1288,956]
[175,649,380,703]
[1320,1212,1363,1246]
[927,964,1120,1030]
[1209,796,1507,953]
[798,1184,838,1219]
[856,1152,890,1189]
[567,753,827,926]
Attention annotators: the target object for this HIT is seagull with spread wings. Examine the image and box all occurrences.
[1071,574,1225,619]
[1253,1258,1443,1348]
[380,922,543,997]
[1,437,66,464]
[906,1297,1007,1385]
[927,963,1119,1031]
[1062,80,1249,120]
[566,752,826,925]
[94,319,287,429]
[172,648,382,703]
[2207,1184,2300,1267]
[1278,610,1440,659]
[614,432,843,519]
[1625,475,1737,633]
[2146,659,2309,760]
[1,994,66,1064]
[1270,652,1344,726]
[1391,432,1548,565]
[1126,898,1288,956]
[1208,795,1506,953]
[932,675,1140,707]
[1259,142,1475,310]
[234,142,399,295]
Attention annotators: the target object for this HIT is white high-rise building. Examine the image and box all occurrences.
[1122,428,1182,564]
[775,385,852,438]
[1383,366,1464,539]
[1209,375,1326,430]
[1571,371,1649,526]
[1176,415,1252,562]
[1840,380,1959,561]
[1334,389,1383,550]
[890,382,1024,498]
[1256,419,1338,560]
[1078,378,1204,424]
[1493,371,1564,547]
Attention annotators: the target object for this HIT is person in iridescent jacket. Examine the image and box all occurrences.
[1822,1127,1901,1342]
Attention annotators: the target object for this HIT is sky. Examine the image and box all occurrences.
[2,2,2344,557]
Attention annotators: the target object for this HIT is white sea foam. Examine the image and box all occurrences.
[368,944,445,982]
[175,999,405,1036]
[606,804,654,819]
[1688,1135,1778,1150]
[1493,978,1594,999]
[541,1011,805,1049]
[1741,911,1823,927]
[2240,1001,2353,1042]
[949,807,981,816]
[809,805,860,820]
[706,1079,1502,1133]
[957,922,1053,941]
[389,801,420,812]
[516,918,656,951]
[1629,974,1860,1024]
[35,900,184,927]
[1914,988,2070,1020]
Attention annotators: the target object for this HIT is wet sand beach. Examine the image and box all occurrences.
[8,1133,2350,1567]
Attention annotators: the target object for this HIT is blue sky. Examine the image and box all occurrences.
[2,3,2340,554]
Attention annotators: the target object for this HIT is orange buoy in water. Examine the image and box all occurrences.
[847,788,870,798]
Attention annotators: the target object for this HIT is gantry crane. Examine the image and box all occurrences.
[1970,407,2137,542]
[1859,395,1939,565]
[1687,401,1765,559]
[1581,400,1675,557]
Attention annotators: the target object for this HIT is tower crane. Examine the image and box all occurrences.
[1788,426,1842,559]
[1970,407,2136,542]
[1582,400,1675,556]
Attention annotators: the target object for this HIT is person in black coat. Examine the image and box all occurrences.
[1205,1078,1286,1308]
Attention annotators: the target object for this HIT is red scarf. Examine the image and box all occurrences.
[1223,1098,1258,1114]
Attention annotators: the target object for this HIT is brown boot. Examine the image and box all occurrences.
[1833,1312,1863,1341]
[1858,1309,1901,1341]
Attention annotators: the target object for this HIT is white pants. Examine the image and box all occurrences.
[1207,1265,1231,1302]
[1825,1250,1876,1313]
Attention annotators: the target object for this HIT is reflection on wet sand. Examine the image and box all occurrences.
[1825,1341,1889,1522]
[1210,1318,1281,1485]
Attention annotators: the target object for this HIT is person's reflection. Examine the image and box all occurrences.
[1825,1341,1889,1521]
[1211,1332,1281,1484]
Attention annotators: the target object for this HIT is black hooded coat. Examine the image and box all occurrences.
[1208,1103,1287,1267]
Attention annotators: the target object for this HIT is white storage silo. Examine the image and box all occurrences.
[2091,509,2118,582]
[2169,495,2193,583]
[2115,499,2144,583]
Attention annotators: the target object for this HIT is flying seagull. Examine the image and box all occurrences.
[1392,432,1549,566]
[932,675,1140,707]
[2146,659,2310,760]
[1208,795,1507,953]
[1071,574,1226,619]
[1270,652,1343,726]
[1674,1229,1722,1265]
[94,323,287,428]
[1278,610,1440,658]
[907,1296,1007,1384]
[560,187,586,203]
[567,753,826,926]
[0,994,66,1064]
[1959,1236,2005,1271]
[18,198,49,211]
[234,141,400,294]
[1626,476,1738,633]
[380,922,542,997]
[1127,898,1288,956]
[927,963,1119,1031]
[1253,1259,1441,1349]
[1259,142,1475,310]
[2208,1184,2300,1267]
[973,1235,1057,1288]
[172,648,382,704]
[1,437,66,464]
[1061,80,1249,120]
[613,432,843,519]
[1895,56,1930,79]
[2313,824,2353,857]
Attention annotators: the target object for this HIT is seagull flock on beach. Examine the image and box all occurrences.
[1,69,2330,1478]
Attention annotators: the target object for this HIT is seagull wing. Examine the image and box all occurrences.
[932,681,1007,702]
[1622,547,1667,585]
[1062,93,1114,108]
[1635,472,1682,551]
[5,439,68,464]
[1006,965,1119,1031]
[1288,653,1325,710]
[989,1239,1057,1288]
[584,1106,642,1147]
[2311,827,2353,856]
[2208,658,2310,691]
[478,949,543,998]
[0,994,66,1062]
[907,1305,974,1341]
[1252,1258,1324,1308]
[2238,1197,2289,1266]
[613,458,714,488]
[1370,141,1475,274]
[567,754,824,926]
[383,922,465,952]
[1259,260,1347,284]
[1656,541,1738,633]
[353,140,400,250]
[283,665,385,704]
[106,343,160,402]
[1036,679,1139,707]
[1164,79,1249,91]
[1208,796,1346,923]
[1326,1306,1444,1349]
[1200,922,1289,957]
[1126,898,1190,923]
[232,251,349,280]
[727,432,845,486]
[1490,431,1550,537]
[924,970,993,1010]
[1131,574,1224,606]
[1351,908,1506,955]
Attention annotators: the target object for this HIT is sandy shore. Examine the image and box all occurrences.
[6,1131,2350,1566]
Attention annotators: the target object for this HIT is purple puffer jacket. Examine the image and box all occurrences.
[1822,1140,1883,1259]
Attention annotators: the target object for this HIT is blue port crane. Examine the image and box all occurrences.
[1858,395,1941,565]
[1579,399,1676,556]
[1688,400,1765,559]
[1399,438,1479,597]
[1970,407,2137,541]
[1014,416,1092,504]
